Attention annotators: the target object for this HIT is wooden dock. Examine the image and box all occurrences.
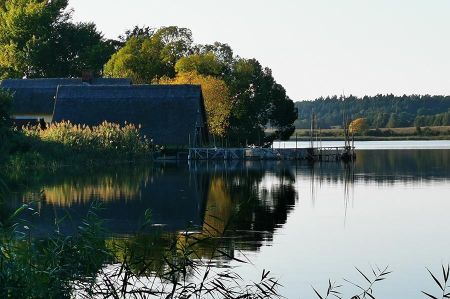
[186,146,355,162]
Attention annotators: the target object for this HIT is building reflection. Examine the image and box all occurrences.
[3,149,449,264]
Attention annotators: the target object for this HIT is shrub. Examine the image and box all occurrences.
[22,121,151,160]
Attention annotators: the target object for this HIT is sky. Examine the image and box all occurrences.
[69,0,450,101]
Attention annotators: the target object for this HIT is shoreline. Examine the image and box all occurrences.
[288,136,450,141]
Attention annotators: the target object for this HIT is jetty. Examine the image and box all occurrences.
[186,145,355,162]
[184,111,356,162]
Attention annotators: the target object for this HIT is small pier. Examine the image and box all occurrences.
[173,110,357,163]
[187,146,355,162]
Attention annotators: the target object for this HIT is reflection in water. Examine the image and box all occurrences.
[3,149,450,298]
[36,172,147,206]
[203,177,232,237]
[4,149,450,258]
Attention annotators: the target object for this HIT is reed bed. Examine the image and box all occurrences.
[23,121,151,158]
[0,121,152,174]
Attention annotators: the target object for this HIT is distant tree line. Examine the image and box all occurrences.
[0,1,296,145]
[295,94,450,129]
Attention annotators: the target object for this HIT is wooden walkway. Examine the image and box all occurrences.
[186,146,355,162]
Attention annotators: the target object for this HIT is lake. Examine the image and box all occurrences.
[6,140,450,298]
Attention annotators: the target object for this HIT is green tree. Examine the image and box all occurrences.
[0,0,113,78]
[228,58,295,144]
[105,28,297,144]
[182,42,235,77]
[175,53,224,77]
[38,22,115,77]
[0,88,13,128]
[295,94,450,129]
[119,25,155,42]
[104,26,193,83]
[386,113,398,128]
[372,112,388,129]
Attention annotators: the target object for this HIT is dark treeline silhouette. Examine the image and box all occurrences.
[295,94,450,129]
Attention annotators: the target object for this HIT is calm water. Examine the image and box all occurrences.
[6,141,450,298]
[274,139,450,149]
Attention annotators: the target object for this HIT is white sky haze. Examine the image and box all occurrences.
[69,0,450,100]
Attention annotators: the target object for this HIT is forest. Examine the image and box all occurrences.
[295,94,450,129]
[0,0,296,145]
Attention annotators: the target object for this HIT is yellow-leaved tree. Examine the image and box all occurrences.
[160,71,232,138]
[349,118,368,135]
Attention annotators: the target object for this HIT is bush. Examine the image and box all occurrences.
[22,121,151,160]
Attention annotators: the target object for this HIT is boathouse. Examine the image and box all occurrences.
[53,85,209,146]
[0,78,132,123]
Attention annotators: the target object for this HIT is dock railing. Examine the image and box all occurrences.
[187,146,355,162]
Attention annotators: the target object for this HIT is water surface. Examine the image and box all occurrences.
[274,139,450,150]
[5,141,450,298]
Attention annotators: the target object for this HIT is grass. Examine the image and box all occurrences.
[0,121,152,172]
[0,196,282,298]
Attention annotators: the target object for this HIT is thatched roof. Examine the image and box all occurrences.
[91,78,132,85]
[53,85,208,146]
[0,78,131,115]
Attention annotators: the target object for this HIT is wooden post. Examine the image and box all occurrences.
[188,134,191,160]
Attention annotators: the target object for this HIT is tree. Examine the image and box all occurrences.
[0,0,114,78]
[38,22,115,77]
[161,71,232,138]
[266,84,297,140]
[119,25,155,43]
[104,26,193,83]
[0,88,13,128]
[0,0,67,78]
[386,113,398,128]
[227,58,296,144]
[175,43,237,79]
[295,94,450,129]
[349,118,368,135]
[175,53,224,77]
[105,28,297,144]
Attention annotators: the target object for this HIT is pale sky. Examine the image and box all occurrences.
[69,0,450,101]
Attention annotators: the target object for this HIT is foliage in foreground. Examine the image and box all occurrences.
[0,198,282,299]
[0,178,449,298]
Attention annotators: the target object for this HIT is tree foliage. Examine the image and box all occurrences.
[105,27,297,144]
[295,94,450,129]
[175,53,224,77]
[104,26,193,83]
[160,71,232,138]
[0,88,13,128]
[227,58,296,143]
[0,3,297,145]
[0,0,114,78]
[349,118,368,135]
